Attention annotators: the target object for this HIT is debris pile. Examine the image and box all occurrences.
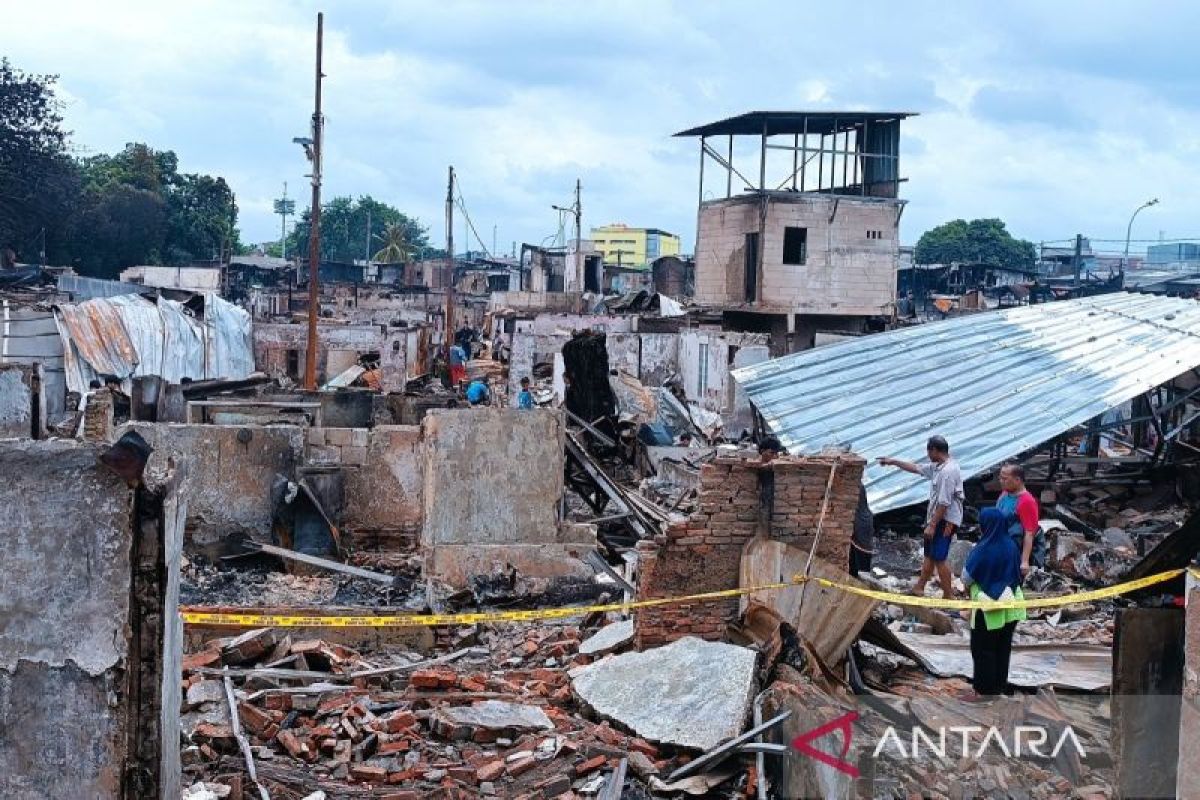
[181,622,714,798]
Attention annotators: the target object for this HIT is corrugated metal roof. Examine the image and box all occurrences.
[732,293,1200,513]
[55,293,253,395]
[674,111,918,138]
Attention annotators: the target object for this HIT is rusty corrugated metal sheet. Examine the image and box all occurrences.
[55,294,253,395]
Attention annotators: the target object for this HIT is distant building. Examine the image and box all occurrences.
[651,255,695,298]
[590,224,681,269]
[1147,242,1200,267]
[675,110,915,351]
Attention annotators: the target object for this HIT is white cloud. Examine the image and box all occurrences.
[6,0,1200,252]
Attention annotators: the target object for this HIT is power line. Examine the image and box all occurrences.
[452,178,493,259]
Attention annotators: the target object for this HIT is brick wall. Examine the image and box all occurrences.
[693,193,900,315]
[634,453,864,649]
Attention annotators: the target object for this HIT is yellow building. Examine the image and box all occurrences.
[590,223,681,268]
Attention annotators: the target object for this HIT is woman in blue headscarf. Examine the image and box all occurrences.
[962,507,1027,696]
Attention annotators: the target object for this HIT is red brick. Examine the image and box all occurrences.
[459,676,487,692]
[276,730,311,760]
[448,766,477,784]
[477,759,506,782]
[574,755,607,776]
[378,739,410,755]
[182,649,221,671]
[507,756,537,777]
[350,763,388,784]
[628,738,658,758]
[238,703,274,737]
[380,710,417,733]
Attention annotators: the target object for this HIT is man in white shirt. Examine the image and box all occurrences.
[878,435,964,599]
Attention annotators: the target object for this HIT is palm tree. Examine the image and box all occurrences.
[373,221,412,263]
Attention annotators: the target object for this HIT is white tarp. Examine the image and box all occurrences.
[55,293,253,395]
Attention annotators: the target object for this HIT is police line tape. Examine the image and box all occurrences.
[179,567,1198,628]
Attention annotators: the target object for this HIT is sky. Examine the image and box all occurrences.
[5,0,1200,256]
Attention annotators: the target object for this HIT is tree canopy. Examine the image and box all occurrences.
[914,218,1036,270]
[0,58,79,266]
[284,195,432,263]
[2,57,437,277]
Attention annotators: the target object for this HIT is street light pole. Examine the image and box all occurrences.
[1124,198,1159,277]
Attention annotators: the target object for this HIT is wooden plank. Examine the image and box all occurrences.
[253,543,395,585]
[739,540,878,664]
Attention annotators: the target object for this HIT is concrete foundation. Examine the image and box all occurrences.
[0,439,182,799]
[1178,581,1200,799]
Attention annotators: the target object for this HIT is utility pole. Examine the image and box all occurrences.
[1072,233,1083,293]
[304,12,324,391]
[445,166,455,364]
[574,178,582,290]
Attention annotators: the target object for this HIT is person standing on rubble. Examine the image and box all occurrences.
[996,463,1045,577]
[961,507,1027,697]
[517,377,535,409]
[878,435,964,599]
[448,342,467,388]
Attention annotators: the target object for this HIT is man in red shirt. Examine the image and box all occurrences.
[996,463,1043,577]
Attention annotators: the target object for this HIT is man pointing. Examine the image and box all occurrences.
[878,435,964,599]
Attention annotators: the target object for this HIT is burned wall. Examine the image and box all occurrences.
[421,408,593,585]
[252,322,410,391]
[0,439,180,799]
[124,423,305,556]
[0,362,43,438]
[339,425,424,550]
[634,454,864,649]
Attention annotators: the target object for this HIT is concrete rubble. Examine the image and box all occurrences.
[570,636,757,751]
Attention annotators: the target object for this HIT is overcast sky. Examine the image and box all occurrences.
[6,1,1199,255]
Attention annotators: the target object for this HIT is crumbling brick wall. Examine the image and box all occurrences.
[634,454,864,650]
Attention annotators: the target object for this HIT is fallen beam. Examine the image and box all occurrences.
[251,543,397,586]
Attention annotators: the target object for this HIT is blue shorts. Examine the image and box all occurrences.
[923,520,955,562]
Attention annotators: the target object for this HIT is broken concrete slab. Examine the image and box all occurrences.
[947,538,974,577]
[431,700,554,740]
[570,636,757,751]
[578,620,634,656]
[186,680,226,707]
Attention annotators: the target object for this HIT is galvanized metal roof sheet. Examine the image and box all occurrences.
[732,293,1200,513]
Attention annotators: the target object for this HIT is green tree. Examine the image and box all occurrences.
[164,174,239,263]
[915,218,1036,270]
[288,195,430,263]
[72,184,167,277]
[0,58,80,264]
[373,221,413,263]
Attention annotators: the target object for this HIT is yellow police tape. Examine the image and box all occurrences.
[180,567,1197,628]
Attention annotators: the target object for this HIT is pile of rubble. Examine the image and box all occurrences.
[181,621,708,799]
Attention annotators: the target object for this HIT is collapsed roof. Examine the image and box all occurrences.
[733,293,1200,513]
